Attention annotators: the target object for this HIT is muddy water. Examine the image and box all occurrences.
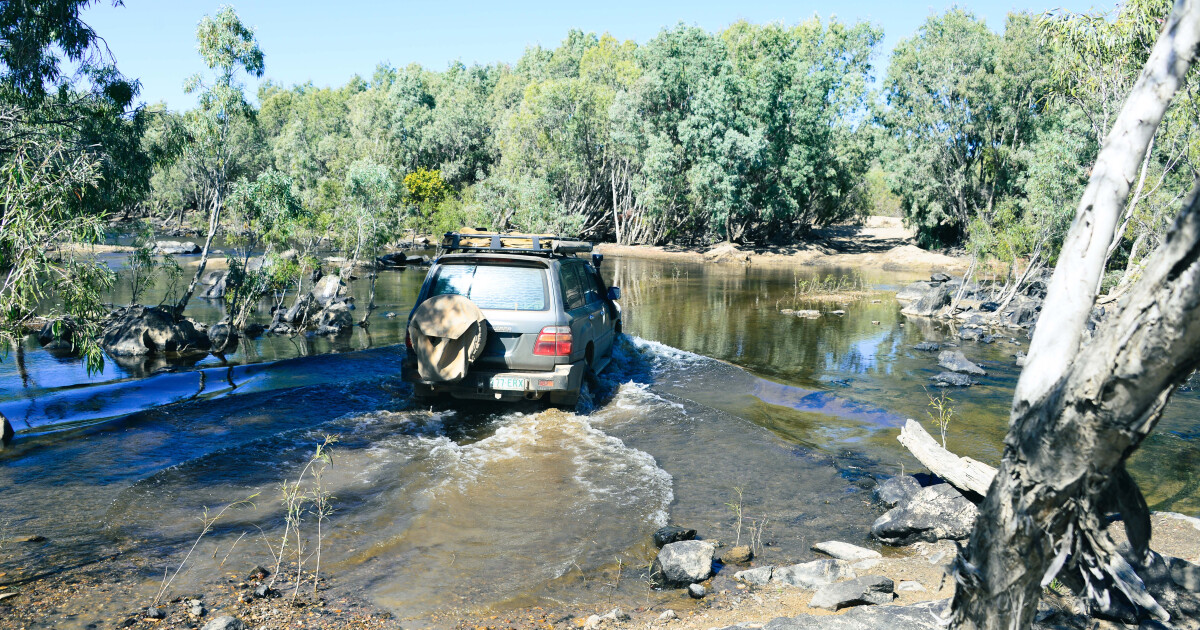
[1,254,1198,628]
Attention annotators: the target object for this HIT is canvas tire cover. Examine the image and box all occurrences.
[408,294,488,382]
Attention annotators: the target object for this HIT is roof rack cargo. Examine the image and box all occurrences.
[439,229,593,257]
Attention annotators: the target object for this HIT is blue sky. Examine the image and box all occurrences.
[84,0,1109,109]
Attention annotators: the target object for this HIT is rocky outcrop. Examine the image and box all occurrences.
[900,283,952,317]
[153,240,201,255]
[277,275,353,333]
[651,540,715,587]
[770,559,855,589]
[314,301,353,335]
[809,575,895,610]
[100,306,211,357]
[873,475,922,508]
[871,484,978,545]
[937,350,986,375]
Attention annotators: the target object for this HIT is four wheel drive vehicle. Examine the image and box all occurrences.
[402,231,622,407]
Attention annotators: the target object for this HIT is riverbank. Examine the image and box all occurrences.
[598,217,969,273]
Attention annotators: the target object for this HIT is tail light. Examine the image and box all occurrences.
[533,326,572,356]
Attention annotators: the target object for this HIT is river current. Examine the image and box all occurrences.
[1,255,1197,627]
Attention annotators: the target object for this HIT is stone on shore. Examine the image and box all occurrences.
[769,559,855,589]
[687,583,707,599]
[937,350,986,375]
[652,540,715,588]
[930,372,973,387]
[809,575,895,610]
[896,281,934,302]
[721,545,754,564]
[716,599,950,630]
[901,283,952,317]
[653,526,696,548]
[872,484,978,545]
[913,342,940,352]
[200,617,244,630]
[873,475,922,508]
[153,240,201,255]
[100,306,211,357]
[811,541,881,562]
[733,565,774,586]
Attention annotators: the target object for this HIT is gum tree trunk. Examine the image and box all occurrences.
[951,2,1200,627]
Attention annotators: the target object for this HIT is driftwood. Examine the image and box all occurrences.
[896,419,997,497]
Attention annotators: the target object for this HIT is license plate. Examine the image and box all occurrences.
[490,376,526,391]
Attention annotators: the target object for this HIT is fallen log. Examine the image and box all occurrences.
[897,419,997,497]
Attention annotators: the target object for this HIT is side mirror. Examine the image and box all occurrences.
[607,286,621,301]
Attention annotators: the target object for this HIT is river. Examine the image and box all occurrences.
[0,254,1197,628]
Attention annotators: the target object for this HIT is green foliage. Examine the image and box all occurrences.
[403,167,448,205]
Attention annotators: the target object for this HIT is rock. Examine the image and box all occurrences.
[247,565,270,580]
[384,311,397,318]
[721,545,754,564]
[831,309,846,315]
[937,350,986,375]
[913,342,940,352]
[979,301,999,312]
[794,309,821,318]
[980,335,995,344]
[188,599,206,617]
[1167,555,1200,592]
[930,372,973,387]
[896,281,934,302]
[1,414,12,449]
[584,614,602,630]
[154,240,201,255]
[810,575,894,610]
[253,584,271,599]
[852,559,880,570]
[704,242,750,264]
[901,283,952,317]
[897,580,926,592]
[873,475,922,508]
[243,323,265,338]
[311,274,349,307]
[930,273,952,283]
[652,540,716,587]
[770,559,855,589]
[872,484,978,545]
[314,301,353,335]
[958,327,984,342]
[376,252,408,267]
[100,306,211,357]
[200,617,244,630]
[145,607,166,619]
[734,565,774,586]
[208,321,239,354]
[657,609,677,622]
[198,271,227,299]
[780,308,795,315]
[1015,352,1027,367]
[653,526,697,548]
[714,599,950,630]
[688,583,707,599]
[811,541,881,562]
[36,318,78,350]
[5,534,46,543]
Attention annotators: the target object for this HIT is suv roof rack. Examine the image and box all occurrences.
[439,230,593,257]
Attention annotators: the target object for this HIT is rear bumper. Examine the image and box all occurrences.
[401,360,586,401]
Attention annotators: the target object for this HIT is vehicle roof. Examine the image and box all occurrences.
[435,252,583,266]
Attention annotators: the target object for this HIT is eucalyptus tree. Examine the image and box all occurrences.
[174,5,265,315]
[340,160,395,326]
[224,170,302,328]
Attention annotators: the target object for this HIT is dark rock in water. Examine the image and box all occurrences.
[208,321,239,354]
[1,413,12,449]
[252,583,271,599]
[198,271,227,299]
[243,323,266,338]
[200,617,244,630]
[896,281,934,301]
[980,335,995,344]
[687,583,707,599]
[901,283,952,317]
[958,327,984,342]
[653,526,697,548]
[979,301,999,312]
[913,342,940,352]
[145,607,166,620]
[930,273,952,283]
[810,575,895,610]
[873,475,922,508]
[770,559,855,589]
[101,306,211,357]
[154,240,201,255]
[376,252,408,267]
[651,540,715,587]
[872,484,978,545]
[715,599,950,629]
[314,301,353,335]
[721,545,754,564]
[930,372,973,387]
[37,317,78,350]
[938,350,986,375]
[247,565,270,580]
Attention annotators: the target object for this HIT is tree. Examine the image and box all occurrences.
[951,1,1200,625]
[224,169,301,328]
[174,5,265,314]
[339,160,395,326]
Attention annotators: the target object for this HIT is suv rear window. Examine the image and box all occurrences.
[429,264,548,310]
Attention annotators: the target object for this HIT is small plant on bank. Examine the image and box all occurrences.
[263,435,338,602]
[925,387,955,448]
[153,494,260,606]
[725,486,745,547]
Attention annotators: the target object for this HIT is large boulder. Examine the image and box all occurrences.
[36,317,78,351]
[311,274,348,307]
[198,270,227,299]
[716,599,950,630]
[809,575,895,610]
[770,559,855,589]
[208,321,239,353]
[280,275,350,327]
[901,283,952,317]
[896,281,935,302]
[872,484,978,545]
[873,475,922,508]
[153,240,201,255]
[376,252,408,268]
[938,350,986,375]
[100,306,211,357]
[651,540,716,588]
[314,301,353,335]
[733,565,775,586]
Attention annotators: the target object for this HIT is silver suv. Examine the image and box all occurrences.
[402,232,622,407]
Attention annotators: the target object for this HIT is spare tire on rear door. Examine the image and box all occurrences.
[408,294,488,382]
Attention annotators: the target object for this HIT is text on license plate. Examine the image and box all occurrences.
[490,376,526,391]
